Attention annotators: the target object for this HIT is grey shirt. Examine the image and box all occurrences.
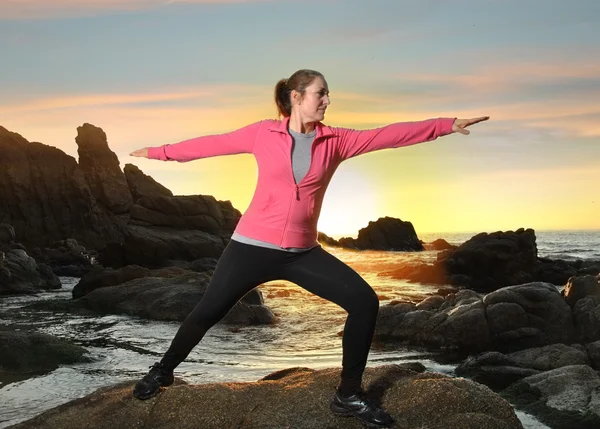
[231,128,319,252]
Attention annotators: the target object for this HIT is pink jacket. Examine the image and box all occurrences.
[148,116,455,248]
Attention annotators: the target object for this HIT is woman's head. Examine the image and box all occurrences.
[274,69,330,121]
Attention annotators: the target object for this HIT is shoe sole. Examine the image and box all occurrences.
[132,379,174,401]
[330,404,395,428]
[132,387,162,400]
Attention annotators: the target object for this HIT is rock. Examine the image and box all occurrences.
[424,238,456,251]
[0,328,90,373]
[0,125,126,250]
[503,365,600,429]
[0,125,241,269]
[317,231,340,246]
[123,163,173,200]
[586,340,600,369]
[455,351,540,389]
[377,283,577,353]
[572,295,600,343]
[337,217,424,251]
[31,238,94,276]
[0,248,62,295]
[0,223,16,245]
[76,123,133,214]
[73,264,153,298]
[8,365,524,429]
[507,343,590,370]
[415,295,445,311]
[483,282,575,351]
[442,228,538,292]
[76,271,272,324]
[97,225,227,268]
[562,274,600,307]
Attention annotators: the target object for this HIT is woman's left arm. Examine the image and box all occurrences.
[335,116,489,160]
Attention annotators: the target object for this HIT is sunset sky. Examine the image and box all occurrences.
[1,0,599,237]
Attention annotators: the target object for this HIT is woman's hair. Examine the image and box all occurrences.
[274,69,325,118]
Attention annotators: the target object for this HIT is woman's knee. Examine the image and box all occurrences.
[347,288,379,315]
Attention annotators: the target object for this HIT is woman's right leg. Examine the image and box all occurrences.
[133,240,280,399]
[160,240,280,369]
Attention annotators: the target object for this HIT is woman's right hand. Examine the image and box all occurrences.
[129,147,150,158]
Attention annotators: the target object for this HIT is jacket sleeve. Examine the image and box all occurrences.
[335,118,455,161]
[147,120,264,162]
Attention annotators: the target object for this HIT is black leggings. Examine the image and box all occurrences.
[160,239,380,393]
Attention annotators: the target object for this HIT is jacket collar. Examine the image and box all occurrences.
[268,116,335,139]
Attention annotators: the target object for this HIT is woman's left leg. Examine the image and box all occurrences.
[277,246,380,395]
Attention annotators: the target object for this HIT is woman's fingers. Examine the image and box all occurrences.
[465,116,490,127]
[129,148,149,157]
[452,116,490,135]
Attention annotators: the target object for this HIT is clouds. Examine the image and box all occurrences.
[0,0,273,20]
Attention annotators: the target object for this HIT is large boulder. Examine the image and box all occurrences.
[76,271,271,324]
[503,365,600,429]
[0,328,90,373]
[483,282,575,351]
[376,283,577,353]
[0,248,61,295]
[337,217,424,251]
[562,274,600,307]
[97,225,227,268]
[455,344,590,389]
[443,228,538,292]
[7,365,524,429]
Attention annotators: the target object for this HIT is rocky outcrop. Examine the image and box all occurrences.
[0,124,242,269]
[375,282,583,353]
[337,217,424,251]
[7,365,524,429]
[503,365,600,429]
[455,344,591,389]
[0,327,90,373]
[380,228,600,291]
[124,164,173,200]
[76,123,133,214]
[0,125,126,250]
[0,246,61,295]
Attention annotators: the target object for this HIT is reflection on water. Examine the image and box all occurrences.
[0,242,571,428]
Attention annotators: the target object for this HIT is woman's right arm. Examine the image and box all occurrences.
[130,120,264,161]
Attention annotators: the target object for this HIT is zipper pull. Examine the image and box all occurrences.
[295,185,300,201]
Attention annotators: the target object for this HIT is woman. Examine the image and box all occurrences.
[129,69,488,428]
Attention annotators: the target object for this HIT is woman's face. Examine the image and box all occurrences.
[293,77,330,122]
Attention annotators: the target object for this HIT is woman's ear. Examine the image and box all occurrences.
[291,89,301,105]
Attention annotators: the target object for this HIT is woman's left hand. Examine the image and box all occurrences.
[452,116,490,135]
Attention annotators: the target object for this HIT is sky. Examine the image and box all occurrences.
[1,0,599,237]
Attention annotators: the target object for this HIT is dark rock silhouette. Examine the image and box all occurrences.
[337,217,424,251]
[0,124,241,270]
[0,327,90,374]
[380,228,600,291]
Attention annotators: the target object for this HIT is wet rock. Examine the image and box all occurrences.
[503,365,600,429]
[0,328,90,374]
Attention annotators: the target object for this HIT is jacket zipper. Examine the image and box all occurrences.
[281,133,319,247]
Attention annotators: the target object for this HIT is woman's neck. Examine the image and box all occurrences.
[288,114,315,134]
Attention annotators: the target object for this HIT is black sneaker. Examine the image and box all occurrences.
[132,362,174,400]
[330,389,396,428]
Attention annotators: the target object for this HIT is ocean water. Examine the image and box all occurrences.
[0,230,598,428]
